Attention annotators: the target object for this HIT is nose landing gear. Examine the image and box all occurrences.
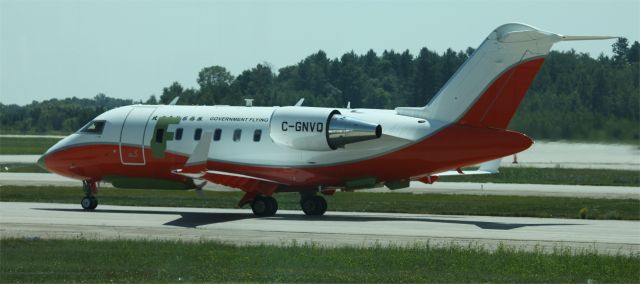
[81,180,98,210]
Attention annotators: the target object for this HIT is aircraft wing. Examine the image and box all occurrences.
[172,132,284,200]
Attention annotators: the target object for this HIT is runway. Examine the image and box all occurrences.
[1,202,638,255]
[2,172,638,199]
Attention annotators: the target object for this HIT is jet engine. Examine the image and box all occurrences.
[270,106,382,151]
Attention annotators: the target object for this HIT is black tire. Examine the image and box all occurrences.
[301,196,327,216]
[251,196,276,217]
[81,197,95,210]
[89,198,98,210]
[315,196,327,215]
[263,196,278,216]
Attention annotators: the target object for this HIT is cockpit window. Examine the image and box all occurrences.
[79,120,106,134]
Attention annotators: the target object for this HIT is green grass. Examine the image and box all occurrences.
[1,238,638,283]
[440,167,640,186]
[2,186,638,220]
[0,137,61,154]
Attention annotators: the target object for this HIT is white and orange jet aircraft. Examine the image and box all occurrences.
[39,23,615,216]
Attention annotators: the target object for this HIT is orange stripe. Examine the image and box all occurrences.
[459,58,545,129]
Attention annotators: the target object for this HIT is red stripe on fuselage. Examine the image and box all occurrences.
[43,123,532,190]
[459,58,545,129]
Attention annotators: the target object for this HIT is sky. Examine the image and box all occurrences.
[1,0,639,105]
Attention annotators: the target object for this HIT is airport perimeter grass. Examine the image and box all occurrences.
[440,167,640,187]
[1,238,638,283]
[1,186,638,220]
[0,137,60,155]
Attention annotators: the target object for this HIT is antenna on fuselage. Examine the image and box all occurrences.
[168,96,180,105]
[347,101,351,109]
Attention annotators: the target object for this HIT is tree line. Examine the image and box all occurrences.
[1,38,638,142]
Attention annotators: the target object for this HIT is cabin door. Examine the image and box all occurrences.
[119,106,157,165]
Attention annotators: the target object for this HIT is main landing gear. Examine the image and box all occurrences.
[300,193,327,216]
[81,180,98,210]
[246,192,328,217]
[251,195,278,217]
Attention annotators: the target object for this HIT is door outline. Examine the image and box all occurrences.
[119,106,158,165]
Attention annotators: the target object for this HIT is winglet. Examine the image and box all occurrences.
[431,158,502,177]
[168,96,180,105]
[294,98,305,106]
[185,132,212,166]
[477,158,501,174]
[172,132,212,178]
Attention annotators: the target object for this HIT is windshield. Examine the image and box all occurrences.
[79,120,106,134]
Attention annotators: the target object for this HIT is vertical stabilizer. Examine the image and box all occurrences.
[396,23,616,129]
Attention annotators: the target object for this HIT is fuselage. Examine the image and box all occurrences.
[40,104,531,191]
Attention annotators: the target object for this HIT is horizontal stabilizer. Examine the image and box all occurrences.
[560,35,619,41]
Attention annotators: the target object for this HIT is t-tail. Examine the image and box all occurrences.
[396,23,617,128]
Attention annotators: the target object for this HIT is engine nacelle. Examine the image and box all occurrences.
[270,107,382,151]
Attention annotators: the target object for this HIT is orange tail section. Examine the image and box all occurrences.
[457,58,545,129]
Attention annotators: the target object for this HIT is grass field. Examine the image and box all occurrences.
[0,137,60,154]
[1,238,638,283]
[1,186,638,220]
[440,167,640,187]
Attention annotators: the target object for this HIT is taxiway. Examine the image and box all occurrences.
[1,202,638,255]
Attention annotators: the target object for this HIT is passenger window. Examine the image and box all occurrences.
[213,129,222,141]
[155,129,164,143]
[175,128,183,140]
[233,129,242,142]
[194,128,202,141]
[253,129,262,142]
[79,120,106,134]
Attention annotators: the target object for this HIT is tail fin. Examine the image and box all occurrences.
[396,23,616,129]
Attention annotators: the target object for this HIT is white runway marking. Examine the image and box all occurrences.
[1,202,638,255]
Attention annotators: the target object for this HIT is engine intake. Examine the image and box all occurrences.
[270,107,382,151]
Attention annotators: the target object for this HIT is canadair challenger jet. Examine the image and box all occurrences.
[39,23,615,216]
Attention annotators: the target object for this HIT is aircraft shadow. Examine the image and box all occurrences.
[36,208,581,230]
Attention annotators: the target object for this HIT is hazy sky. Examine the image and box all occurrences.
[1,0,638,105]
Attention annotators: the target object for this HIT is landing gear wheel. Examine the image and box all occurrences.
[81,197,98,210]
[81,180,99,210]
[251,196,278,217]
[301,195,327,216]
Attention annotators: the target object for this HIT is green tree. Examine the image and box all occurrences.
[612,37,629,65]
[160,82,184,104]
